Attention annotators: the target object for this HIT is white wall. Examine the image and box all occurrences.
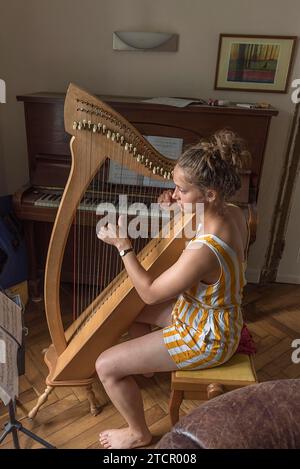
[277,169,300,283]
[0,0,300,281]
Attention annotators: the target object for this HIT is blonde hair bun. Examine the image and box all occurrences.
[177,128,252,199]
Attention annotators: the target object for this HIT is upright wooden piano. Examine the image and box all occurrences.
[13,92,278,298]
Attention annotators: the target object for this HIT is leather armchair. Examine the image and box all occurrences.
[157,379,300,449]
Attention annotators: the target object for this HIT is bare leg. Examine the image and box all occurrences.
[128,323,153,378]
[128,321,151,339]
[128,301,174,378]
[95,329,177,449]
[127,300,173,340]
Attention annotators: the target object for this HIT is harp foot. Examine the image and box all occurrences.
[86,384,102,416]
[28,385,54,419]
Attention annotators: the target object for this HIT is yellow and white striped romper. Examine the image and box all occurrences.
[163,234,246,370]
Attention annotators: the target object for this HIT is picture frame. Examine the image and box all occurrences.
[215,34,297,93]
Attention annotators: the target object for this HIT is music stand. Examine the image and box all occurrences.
[0,398,56,449]
[0,290,55,449]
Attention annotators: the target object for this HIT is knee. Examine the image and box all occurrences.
[95,351,114,382]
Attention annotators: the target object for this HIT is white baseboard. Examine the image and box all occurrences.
[245,268,261,284]
[275,274,300,284]
[245,268,300,285]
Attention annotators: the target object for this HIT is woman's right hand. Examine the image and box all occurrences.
[157,190,174,208]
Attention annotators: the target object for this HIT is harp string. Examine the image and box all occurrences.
[103,131,111,292]
[76,108,83,321]
[101,134,108,292]
[134,130,143,254]
[108,125,120,290]
[87,126,95,316]
[82,115,89,316]
[94,131,104,315]
[93,126,103,310]
[83,122,93,316]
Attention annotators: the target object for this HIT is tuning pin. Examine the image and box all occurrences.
[140,155,145,164]
[87,120,92,130]
[82,119,87,129]
[124,142,129,151]
[149,161,153,169]
[145,158,149,167]
[133,147,137,156]
[111,132,116,141]
[152,167,157,175]
[167,172,171,179]
[102,124,106,134]
[107,129,111,139]
[77,121,82,130]
[97,123,102,132]
[116,133,120,142]
[120,136,125,145]
[137,154,141,162]
[92,124,97,133]
[129,143,133,153]
[73,121,77,130]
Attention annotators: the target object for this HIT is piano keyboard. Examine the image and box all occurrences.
[34,192,172,219]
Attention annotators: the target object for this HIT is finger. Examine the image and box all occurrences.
[97,226,106,239]
[118,214,127,238]
[161,198,171,206]
[118,214,126,228]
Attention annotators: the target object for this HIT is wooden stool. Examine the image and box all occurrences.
[169,353,258,425]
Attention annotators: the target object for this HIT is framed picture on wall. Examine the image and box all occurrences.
[215,34,297,93]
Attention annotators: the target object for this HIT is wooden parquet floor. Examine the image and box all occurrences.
[0,282,299,449]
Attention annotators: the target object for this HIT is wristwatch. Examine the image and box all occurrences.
[119,247,133,257]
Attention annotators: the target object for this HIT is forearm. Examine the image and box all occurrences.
[116,240,153,303]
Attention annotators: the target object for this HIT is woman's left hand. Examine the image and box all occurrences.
[97,215,131,251]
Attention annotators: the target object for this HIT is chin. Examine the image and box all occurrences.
[181,205,194,214]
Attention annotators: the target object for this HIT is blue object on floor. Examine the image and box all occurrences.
[0,195,28,289]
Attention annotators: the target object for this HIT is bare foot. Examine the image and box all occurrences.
[99,427,152,449]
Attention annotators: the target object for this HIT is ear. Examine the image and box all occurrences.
[205,189,218,202]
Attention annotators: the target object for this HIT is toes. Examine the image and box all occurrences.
[99,435,111,449]
[100,436,108,443]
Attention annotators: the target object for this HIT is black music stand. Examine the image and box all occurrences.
[0,398,56,449]
[0,289,55,449]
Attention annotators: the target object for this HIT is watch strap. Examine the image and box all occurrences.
[119,247,133,257]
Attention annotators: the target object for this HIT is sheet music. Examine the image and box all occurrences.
[141,97,199,108]
[108,135,182,189]
[108,161,144,186]
[143,136,182,189]
[0,291,22,405]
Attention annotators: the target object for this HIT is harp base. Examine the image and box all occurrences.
[28,345,102,419]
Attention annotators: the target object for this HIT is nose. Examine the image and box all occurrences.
[172,187,180,200]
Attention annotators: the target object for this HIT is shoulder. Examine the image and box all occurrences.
[226,204,249,250]
[183,236,220,269]
[225,203,248,232]
[204,204,248,257]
